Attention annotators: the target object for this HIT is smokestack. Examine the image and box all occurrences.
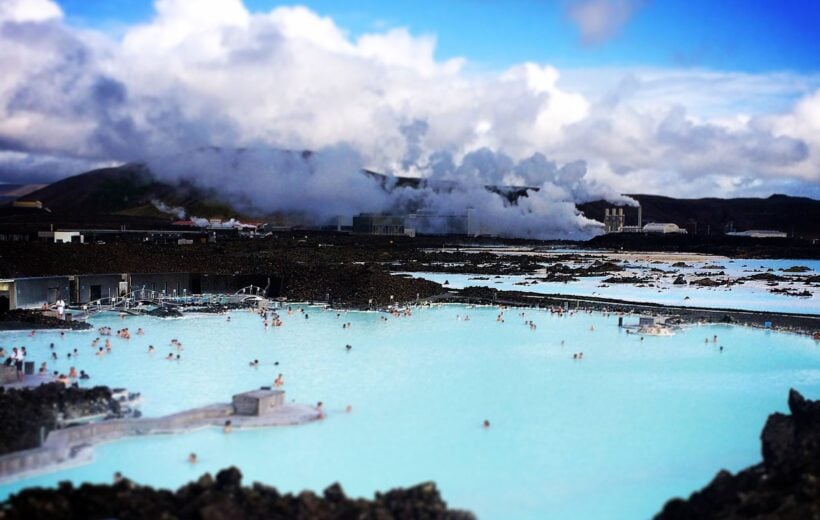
[637,205,642,228]
[605,208,610,217]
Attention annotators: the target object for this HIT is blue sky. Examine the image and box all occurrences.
[56,0,820,73]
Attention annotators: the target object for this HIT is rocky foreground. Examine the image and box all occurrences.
[0,384,120,455]
[0,467,474,520]
[656,389,820,519]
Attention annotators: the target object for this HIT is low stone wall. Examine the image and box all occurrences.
[0,449,58,481]
[0,366,18,385]
[49,404,233,447]
[0,402,315,485]
[437,289,820,334]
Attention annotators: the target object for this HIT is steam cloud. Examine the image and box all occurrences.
[0,0,818,238]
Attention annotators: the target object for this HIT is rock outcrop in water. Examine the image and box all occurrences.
[0,310,91,331]
[656,389,820,519]
[0,384,120,455]
[0,467,475,520]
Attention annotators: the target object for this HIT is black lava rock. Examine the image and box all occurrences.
[656,389,820,519]
[0,468,476,520]
[0,384,119,455]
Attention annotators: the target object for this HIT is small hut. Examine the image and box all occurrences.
[232,389,285,416]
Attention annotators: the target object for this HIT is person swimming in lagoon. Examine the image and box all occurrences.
[223,420,232,434]
[274,373,284,387]
[188,453,197,464]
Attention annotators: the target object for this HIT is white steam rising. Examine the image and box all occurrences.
[151,199,186,220]
[148,145,610,239]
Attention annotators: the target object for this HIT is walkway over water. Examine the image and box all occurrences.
[76,285,276,318]
[0,395,318,485]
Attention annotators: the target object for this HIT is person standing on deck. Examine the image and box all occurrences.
[16,347,25,380]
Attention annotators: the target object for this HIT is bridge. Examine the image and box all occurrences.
[73,285,274,318]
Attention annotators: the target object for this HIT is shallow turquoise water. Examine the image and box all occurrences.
[2,305,820,519]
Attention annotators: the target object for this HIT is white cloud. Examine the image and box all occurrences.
[0,0,62,24]
[0,0,818,236]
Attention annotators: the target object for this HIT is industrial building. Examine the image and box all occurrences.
[604,204,688,234]
[352,214,410,236]
[604,205,642,233]
[352,209,483,237]
[406,209,481,236]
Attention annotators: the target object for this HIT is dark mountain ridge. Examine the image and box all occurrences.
[7,165,820,240]
[15,164,239,221]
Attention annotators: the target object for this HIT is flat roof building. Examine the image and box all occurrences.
[643,222,687,234]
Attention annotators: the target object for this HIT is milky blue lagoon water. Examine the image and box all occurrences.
[401,258,820,314]
[2,304,820,519]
